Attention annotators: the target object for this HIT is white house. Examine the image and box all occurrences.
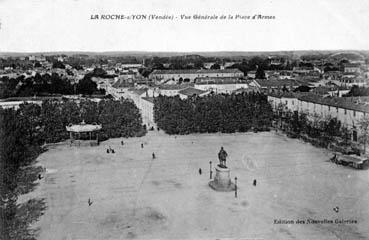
[194,77,249,94]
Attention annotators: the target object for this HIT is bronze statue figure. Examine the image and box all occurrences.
[218,146,228,167]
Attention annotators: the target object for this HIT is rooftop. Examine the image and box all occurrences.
[0,96,64,102]
[128,88,148,96]
[254,79,302,88]
[66,122,102,132]
[269,92,302,99]
[233,86,259,94]
[112,79,134,88]
[178,87,207,96]
[151,69,243,75]
[344,63,362,68]
[158,83,194,90]
[141,97,155,103]
[194,77,247,85]
[298,94,369,113]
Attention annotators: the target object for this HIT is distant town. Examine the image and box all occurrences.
[1,51,369,143]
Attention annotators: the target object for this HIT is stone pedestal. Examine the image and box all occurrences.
[209,165,235,192]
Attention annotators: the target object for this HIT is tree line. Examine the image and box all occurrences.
[153,92,273,135]
[273,104,361,153]
[0,72,105,99]
[1,107,46,239]
[37,98,145,143]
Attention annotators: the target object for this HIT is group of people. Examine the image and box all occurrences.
[106,146,115,154]
[148,126,160,131]
[106,140,158,160]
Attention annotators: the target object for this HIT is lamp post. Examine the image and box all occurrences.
[209,161,213,179]
[235,177,238,198]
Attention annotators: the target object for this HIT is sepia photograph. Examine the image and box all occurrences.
[1,0,369,239]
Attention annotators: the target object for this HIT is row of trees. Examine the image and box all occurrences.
[154,93,273,135]
[275,108,343,142]
[33,98,145,143]
[0,107,46,239]
[0,73,105,99]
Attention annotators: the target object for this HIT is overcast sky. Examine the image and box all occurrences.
[0,0,368,52]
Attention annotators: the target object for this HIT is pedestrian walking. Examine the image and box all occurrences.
[141,143,144,148]
[198,168,202,175]
[253,179,257,186]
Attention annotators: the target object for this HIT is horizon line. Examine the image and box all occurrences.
[1,49,369,55]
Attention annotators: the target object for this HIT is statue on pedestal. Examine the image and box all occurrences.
[209,146,235,192]
[218,146,228,167]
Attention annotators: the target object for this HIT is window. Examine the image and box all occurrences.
[353,130,358,142]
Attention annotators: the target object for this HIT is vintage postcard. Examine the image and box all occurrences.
[1,0,369,239]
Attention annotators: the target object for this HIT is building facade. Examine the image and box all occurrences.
[150,69,244,82]
[268,93,369,142]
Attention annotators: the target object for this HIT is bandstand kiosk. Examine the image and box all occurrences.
[66,121,102,146]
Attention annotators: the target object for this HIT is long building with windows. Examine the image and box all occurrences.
[149,69,244,83]
[268,92,369,142]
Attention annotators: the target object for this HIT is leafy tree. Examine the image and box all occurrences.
[40,100,66,143]
[92,68,107,77]
[293,85,311,92]
[344,86,369,97]
[76,75,98,95]
[52,61,65,69]
[80,100,99,123]
[194,61,204,69]
[154,93,273,135]
[210,63,221,69]
[0,105,47,239]
[98,99,143,138]
[34,61,42,68]
[255,66,266,79]
[358,116,369,154]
